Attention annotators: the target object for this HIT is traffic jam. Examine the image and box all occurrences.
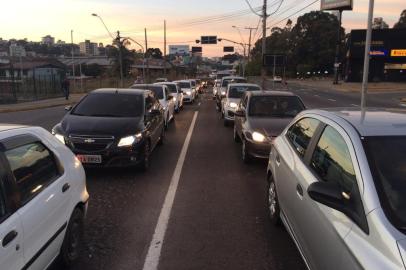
[2,72,406,270]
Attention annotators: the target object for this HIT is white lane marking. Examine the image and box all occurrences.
[198,102,201,106]
[314,94,320,97]
[351,104,358,107]
[328,99,336,102]
[142,111,199,270]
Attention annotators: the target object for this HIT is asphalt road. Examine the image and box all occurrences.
[0,84,404,270]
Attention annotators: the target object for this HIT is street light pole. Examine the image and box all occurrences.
[333,10,343,85]
[261,0,268,89]
[71,30,76,90]
[361,0,375,109]
[245,27,257,61]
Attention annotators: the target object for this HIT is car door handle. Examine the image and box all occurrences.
[62,183,70,193]
[275,153,281,164]
[2,230,18,247]
[296,184,304,197]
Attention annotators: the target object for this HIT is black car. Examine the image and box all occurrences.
[233,91,305,163]
[52,88,165,170]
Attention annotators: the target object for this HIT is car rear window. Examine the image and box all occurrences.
[228,86,260,98]
[249,96,305,117]
[72,93,144,117]
[133,85,164,99]
[178,82,191,89]
[164,84,178,93]
[222,78,247,87]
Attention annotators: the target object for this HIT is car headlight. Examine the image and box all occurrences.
[186,91,191,95]
[173,96,177,102]
[118,133,142,147]
[51,129,65,144]
[221,91,226,95]
[252,132,266,143]
[229,102,237,108]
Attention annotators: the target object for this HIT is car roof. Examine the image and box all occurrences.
[228,83,261,88]
[155,82,176,85]
[222,76,245,80]
[91,88,147,95]
[247,90,296,97]
[0,124,28,133]
[305,108,406,136]
[174,80,191,83]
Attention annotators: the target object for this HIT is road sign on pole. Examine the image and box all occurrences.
[201,36,217,44]
[223,46,234,52]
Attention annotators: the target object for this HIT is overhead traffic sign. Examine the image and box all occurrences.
[223,46,234,53]
[192,46,202,53]
[201,36,217,44]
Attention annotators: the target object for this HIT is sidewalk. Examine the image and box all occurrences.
[288,79,406,93]
[0,94,85,113]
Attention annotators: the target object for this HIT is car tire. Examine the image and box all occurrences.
[164,115,168,130]
[224,119,229,127]
[241,138,251,164]
[60,207,84,267]
[139,141,150,171]
[268,176,281,226]
[158,126,165,146]
[233,125,240,143]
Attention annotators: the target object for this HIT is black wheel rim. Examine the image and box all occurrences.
[268,182,277,218]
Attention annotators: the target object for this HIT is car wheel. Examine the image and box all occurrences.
[233,125,240,143]
[242,138,251,163]
[60,207,84,267]
[268,176,281,226]
[139,141,150,171]
[158,126,165,146]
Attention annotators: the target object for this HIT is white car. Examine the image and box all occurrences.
[0,124,88,270]
[213,79,220,99]
[174,80,195,103]
[216,76,247,111]
[273,76,283,83]
[131,84,175,129]
[155,82,184,112]
[221,83,261,126]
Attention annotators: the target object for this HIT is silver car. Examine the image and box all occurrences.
[267,108,406,270]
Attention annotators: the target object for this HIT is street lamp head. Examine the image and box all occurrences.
[232,25,236,28]
[91,13,98,17]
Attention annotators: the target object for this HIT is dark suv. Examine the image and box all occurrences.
[52,88,165,170]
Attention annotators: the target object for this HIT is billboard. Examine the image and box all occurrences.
[169,45,190,56]
[320,0,352,11]
[391,49,406,57]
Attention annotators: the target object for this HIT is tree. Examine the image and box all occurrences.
[289,11,344,73]
[372,17,389,29]
[394,10,406,28]
[107,42,135,77]
[145,48,163,59]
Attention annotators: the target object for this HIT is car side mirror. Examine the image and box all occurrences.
[308,182,345,212]
[65,105,72,111]
[234,109,245,117]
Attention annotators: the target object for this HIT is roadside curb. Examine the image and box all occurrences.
[0,94,85,113]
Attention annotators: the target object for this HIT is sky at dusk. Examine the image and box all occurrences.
[1,0,405,57]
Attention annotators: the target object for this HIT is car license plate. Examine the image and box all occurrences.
[77,155,102,164]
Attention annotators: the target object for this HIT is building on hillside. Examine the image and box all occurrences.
[9,43,26,57]
[41,35,55,46]
[79,40,99,56]
[345,28,406,82]
[0,58,66,80]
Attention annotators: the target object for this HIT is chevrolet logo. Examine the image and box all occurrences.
[84,139,95,143]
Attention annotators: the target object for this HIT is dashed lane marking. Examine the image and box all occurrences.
[142,111,199,270]
[328,99,336,102]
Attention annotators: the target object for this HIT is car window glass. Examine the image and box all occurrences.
[311,126,356,193]
[165,84,178,93]
[5,142,60,205]
[248,96,305,117]
[0,186,6,219]
[228,86,260,98]
[72,93,144,118]
[286,118,320,157]
[178,82,191,89]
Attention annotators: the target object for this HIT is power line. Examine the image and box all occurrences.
[268,0,319,28]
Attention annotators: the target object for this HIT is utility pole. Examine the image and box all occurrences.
[145,28,150,83]
[261,0,268,89]
[245,27,256,61]
[333,10,343,85]
[361,0,375,109]
[116,31,124,87]
[164,20,167,77]
[71,30,76,90]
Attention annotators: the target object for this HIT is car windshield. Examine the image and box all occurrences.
[72,93,143,117]
[222,78,247,87]
[133,85,164,99]
[249,96,305,117]
[228,86,260,98]
[363,136,406,232]
[164,84,178,93]
[179,82,191,89]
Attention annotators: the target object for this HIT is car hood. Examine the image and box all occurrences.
[248,117,293,137]
[61,114,144,137]
[226,98,240,104]
[181,88,191,92]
